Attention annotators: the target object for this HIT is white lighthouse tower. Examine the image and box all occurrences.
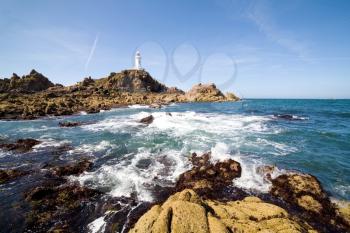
[134,51,142,70]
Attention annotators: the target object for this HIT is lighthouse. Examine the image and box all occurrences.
[134,51,142,70]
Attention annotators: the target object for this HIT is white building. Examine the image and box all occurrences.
[134,51,142,70]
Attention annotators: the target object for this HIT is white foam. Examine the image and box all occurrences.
[32,138,71,151]
[74,148,189,202]
[128,104,150,109]
[210,142,231,162]
[68,140,117,156]
[87,216,106,233]
[80,111,88,115]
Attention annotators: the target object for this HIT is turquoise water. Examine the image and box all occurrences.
[0,99,349,202]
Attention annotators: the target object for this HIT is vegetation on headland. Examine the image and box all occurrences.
[0,69,239,120]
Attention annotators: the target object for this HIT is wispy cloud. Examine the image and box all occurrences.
[246,0,309,61]
[85,33,99,71]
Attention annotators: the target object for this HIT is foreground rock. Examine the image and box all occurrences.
[0,169,29,184]
[24,159,97,232]
[271,173,349,232]
[129,189,316,233]
[175,152,241,195]
[25,183,102,232]
[0,138,40,152]
[49,159,93,177]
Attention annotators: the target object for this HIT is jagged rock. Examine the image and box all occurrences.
[0,69,239,120]
[149,103,162,109]
[24,182,102,232]
[185,83,225,102]
[50,159,93,177]
[101,69,168,92]
[129,189,316,233]
[271,173,349,231]
[80,77,95,87]
[225,92,240,101]
[0,169,29,184]
[140,115,154,124]
[256,165,276,181]
[176,152,241,194]
[0,138,40,152]
[0,69,54,93]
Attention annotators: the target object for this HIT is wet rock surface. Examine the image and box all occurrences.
[140,115,154,124]
[0,138,41,152]
[271,173,350,232]
[0,169,29,184]
[49,159,93,177]
[58,121,83,127]
[23,159,98,232]
[129,189,316,233]
[175,152,241,198]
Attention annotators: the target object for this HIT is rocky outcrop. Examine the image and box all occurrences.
[185,83,225,102]
[25,183,102,232]
[98,70,168,93]
[271,173,349,231]
[0,169,29,184]
[139,115,154,124]
[0,138,41,152]
[129,189,316,233]
[176,152,241,195]
[24,159,98,232]
[0,69,54,93]
[0,69,239,120]
[49,159,93,177]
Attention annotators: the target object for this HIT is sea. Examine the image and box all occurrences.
[0,99,349,231]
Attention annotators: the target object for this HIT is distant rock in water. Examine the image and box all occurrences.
[140,115,154,124]
[0,69,55,93]
[185,83,226,102]
[274,114,304,121]
[58,121,82,127]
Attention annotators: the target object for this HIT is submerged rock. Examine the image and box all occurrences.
[0,138,40,152]
[140,115,154,124]
[58,121,82,127]
[0,169,29,184]
[24,182,102,232]
[50,159,93,177]
[176,152,241,196]
[129,189,315,233]
[274,114,303,121]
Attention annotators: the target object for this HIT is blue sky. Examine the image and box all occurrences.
[1,0,350,98]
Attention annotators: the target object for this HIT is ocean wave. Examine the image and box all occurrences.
[32,138,71,151]
[73,148,189,202]
[68,140,117,156]
[128,104,150,109]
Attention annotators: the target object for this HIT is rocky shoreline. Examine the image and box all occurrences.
[0,69,239,120]
[0,138,349,232]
